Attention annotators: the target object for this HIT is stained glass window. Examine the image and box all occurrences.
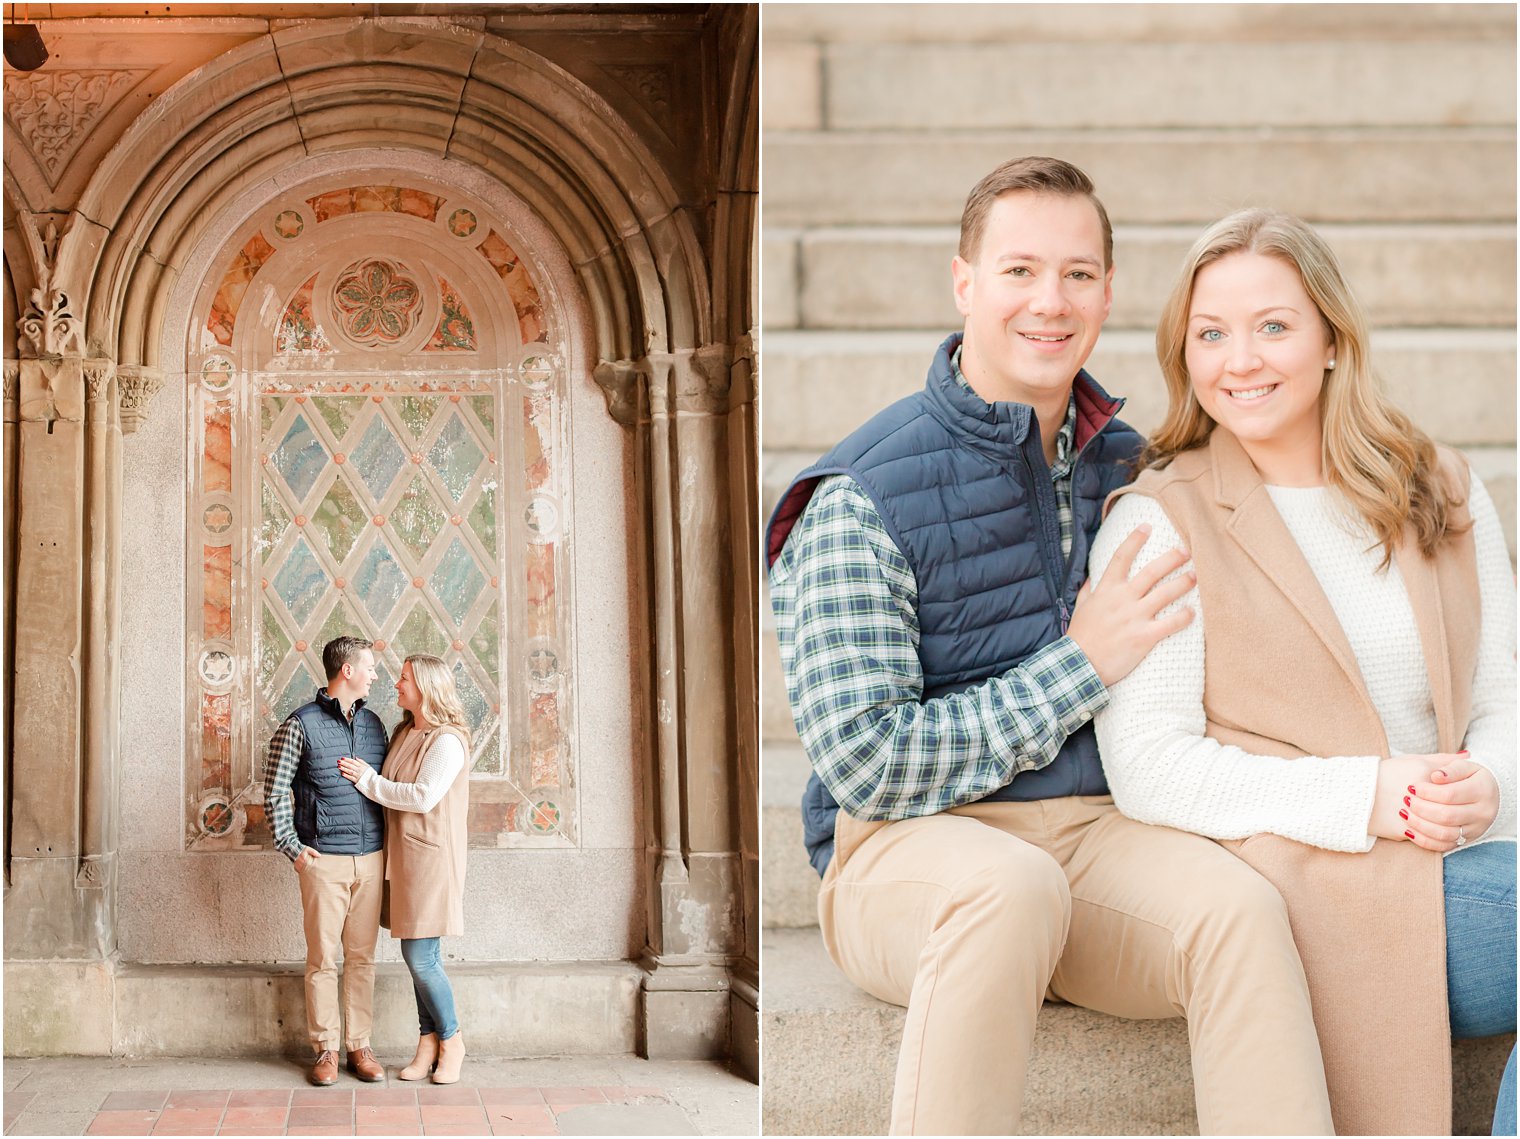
[186,183,576,853]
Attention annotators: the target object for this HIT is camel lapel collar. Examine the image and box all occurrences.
[1209,430,1383,729]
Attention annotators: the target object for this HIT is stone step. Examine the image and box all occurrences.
[765,224,1518,332]
[809,42,1514,133]
[761,744,820,931]
[759,329,1518,452]
[762,129,1516,227]
[763,3,1513,48]
[761,927,1514,1136]
[4,959,641,1059]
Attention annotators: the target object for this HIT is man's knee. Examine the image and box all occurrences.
[949,844,1071,941]
[1183,859,1293,951]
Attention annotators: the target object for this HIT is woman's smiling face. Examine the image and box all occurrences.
[1184,251,1336,461]
[395,660,420,714]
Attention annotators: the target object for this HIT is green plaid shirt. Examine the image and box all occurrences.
[769,367,1103,821]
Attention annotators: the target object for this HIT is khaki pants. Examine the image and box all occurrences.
[820,797,1334,1136]
[297,851,383,1053]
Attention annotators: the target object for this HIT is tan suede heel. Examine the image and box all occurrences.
[430,1032,465,1085]
[397,1033,439,1081]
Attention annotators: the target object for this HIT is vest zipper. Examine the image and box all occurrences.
[1018,440,1071,634]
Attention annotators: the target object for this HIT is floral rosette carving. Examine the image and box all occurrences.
[332,259,422,346]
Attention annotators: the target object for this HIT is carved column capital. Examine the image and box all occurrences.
[18,287,85,359]
[592,358,650,427]
[683,344,735,414]
[3,360,18,422]
[116,365,165,435]
[83,358,115,404]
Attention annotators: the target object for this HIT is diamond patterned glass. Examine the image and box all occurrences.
[273,535,328,627]
[429,412,484,502]
[351,415,407,502]
[391,474,448,562]
[353,542,409,627]
[271,414,327,504]
[431,537,486,627]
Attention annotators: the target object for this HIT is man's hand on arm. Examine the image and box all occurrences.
[1067,523,1195,687]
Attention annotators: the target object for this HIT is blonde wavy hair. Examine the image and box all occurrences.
[1147,208,1466,568]
[398,653,470,736]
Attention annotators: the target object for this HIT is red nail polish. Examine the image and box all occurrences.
[1408,786,1417,796]
[1459,750,1470,756]
[1405,830,1415,840]
[1403,795,1411,807]
[1399,810,1409,821]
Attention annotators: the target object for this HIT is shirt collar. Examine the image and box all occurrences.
[951,345,1078,477]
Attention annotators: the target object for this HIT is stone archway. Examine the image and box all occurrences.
[4,10,757,1069]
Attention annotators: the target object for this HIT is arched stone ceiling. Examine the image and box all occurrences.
[59,18,711,375]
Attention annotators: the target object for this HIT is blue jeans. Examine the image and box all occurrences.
[1445,841,1516,1136]
[400,937,459,1042]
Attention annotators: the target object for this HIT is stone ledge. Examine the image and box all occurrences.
[763,129,1516,227]
[762,3,1514,46]
[762,928,1515,1136]
[760,329,1518,451]
[769,223,1518,333]
[4,960,642,1059]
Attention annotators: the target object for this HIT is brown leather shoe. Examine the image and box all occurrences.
[346,1046,384,1082]
[308,1049,339,1086]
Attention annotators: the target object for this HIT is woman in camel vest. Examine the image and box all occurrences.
[338,653,471,1085]
[1087,210,1515,1136]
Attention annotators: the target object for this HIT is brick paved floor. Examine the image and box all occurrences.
[3,1056,756,1136]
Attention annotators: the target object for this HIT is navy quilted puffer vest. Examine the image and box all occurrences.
[767,333,1143,874]
[292,690,388,855]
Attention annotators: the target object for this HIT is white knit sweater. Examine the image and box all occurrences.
[355,731,466,814]
[1090,470,1516,853]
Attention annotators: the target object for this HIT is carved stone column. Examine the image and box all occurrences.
[116,366,165,436]
[3,361,18,893]
[604,343,749,1060]
[4,285,120,959]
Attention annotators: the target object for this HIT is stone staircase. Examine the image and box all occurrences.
[760,5,1517,1133]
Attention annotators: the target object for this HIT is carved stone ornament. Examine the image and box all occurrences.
[688,345,734,411]
[18,287,84,358]
[593,358,648,427]
[75,855,108,890]
[602,63,675,139]
[83,359,114,403]
[116,365,166,435]
[3,360,18,402]
[2,70,148,187]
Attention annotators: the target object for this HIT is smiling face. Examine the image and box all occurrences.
[951,191,1113,408]
[1184,251,1336,478]
[395,660,420,716]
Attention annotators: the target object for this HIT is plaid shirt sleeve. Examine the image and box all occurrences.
[262,716,306,862]
[770,475,1108,821]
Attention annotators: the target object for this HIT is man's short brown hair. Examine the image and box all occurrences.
[958,156,1113,268]
[322,636,373,681]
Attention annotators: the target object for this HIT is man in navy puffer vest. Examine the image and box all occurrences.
[263,636,389,1087]
[766,158,1333,1133]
